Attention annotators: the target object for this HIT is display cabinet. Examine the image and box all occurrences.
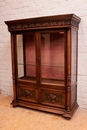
[5,14,81,118]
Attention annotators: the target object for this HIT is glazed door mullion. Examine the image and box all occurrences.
[35,32,41,85]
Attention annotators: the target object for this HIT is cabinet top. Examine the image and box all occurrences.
[5,14,81,32]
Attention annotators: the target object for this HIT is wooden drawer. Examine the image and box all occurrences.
[40,89,66,108]
[17,85,38,103]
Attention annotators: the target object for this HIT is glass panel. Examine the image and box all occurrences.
[41,31,65,84]
[24,33,36,80]
[16,33,36,81]
[17,35,24,78]
[71,30,77,84]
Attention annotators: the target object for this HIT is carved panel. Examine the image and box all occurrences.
[45,93,62,103]
[23,90,35,98]
[41,90,66,108]
[20,88,35,98]
[17,87,38,103]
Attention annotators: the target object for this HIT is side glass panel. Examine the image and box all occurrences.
[17,35,24,78]
[71,30,77,84]
[41,31,65,85]
[16,33,36,81]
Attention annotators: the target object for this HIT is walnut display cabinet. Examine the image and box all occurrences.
[5,14,81,118]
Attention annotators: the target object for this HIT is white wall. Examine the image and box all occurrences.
[0,0,87,109]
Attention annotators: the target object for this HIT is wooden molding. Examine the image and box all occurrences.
[5,14,81,32]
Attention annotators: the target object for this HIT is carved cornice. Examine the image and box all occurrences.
[5,14,81,32]
[6,19,79,32]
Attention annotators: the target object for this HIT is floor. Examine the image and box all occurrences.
[0,95,87,130]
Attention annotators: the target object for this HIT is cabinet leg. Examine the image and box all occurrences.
[11,99,18,107]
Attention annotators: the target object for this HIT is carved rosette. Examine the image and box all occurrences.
[44,92,62,103]
[21,89,35,98]
[7,19,78,32]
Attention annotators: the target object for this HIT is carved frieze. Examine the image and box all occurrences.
[7,19,78,32]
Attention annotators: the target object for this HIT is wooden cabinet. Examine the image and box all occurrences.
[5,14,81,118]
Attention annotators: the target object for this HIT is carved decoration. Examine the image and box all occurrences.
[21,89,35,98]
[44,92,62,103]
[24,90,33,97]
[7,19,79,32]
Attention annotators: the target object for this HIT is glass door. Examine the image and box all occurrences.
[16,33,36,82]
[16,30,65,85]
[40,31,65,85]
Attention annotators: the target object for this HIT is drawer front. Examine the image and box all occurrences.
[41,89,66,108]
[17,85,38,103]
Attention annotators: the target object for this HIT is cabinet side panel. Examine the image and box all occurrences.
[71,29,78,106]
[71,29,77,85]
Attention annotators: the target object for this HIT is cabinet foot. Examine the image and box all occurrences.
[62,103,79,119]
[11,100,18,107]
